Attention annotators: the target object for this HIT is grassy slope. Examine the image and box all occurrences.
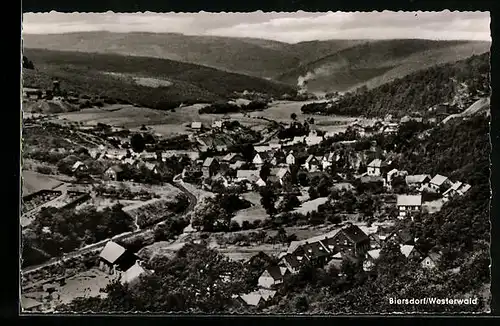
[277,39,491,92]
[22,48,297,109]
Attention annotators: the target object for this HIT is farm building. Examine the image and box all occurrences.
[98,241,138,276]
[190,122,203,130]
[120,261,149,286]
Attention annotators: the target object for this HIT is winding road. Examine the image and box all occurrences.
[22,177,198,275]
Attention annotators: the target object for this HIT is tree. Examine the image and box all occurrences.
[279,194,300,213]
[291,113,297,121]
[259,161,272,180]
[130,134,146,153]
[259,186,277,217]
[23,56,35,70]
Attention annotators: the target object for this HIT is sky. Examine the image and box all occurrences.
[22,11,491,43]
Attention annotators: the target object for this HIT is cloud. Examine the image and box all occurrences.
[22,11,490,43]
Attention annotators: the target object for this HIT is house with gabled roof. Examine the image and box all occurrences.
[302,241,331,265]
[396,195,422,220]
[222,153,244,164]
[303,155,321,172]
[367,159,384,177]
[98,241,138,276]
[421,251,442,270]
[443,181,472,199]
[337,223,371,256]
[253,152,270,166]
[104,165,124,181]
[363,249,381,271]
[120,261,149,286]
[279,253,302,274]
[258,265,287,289]
[428,174,453,193]
[71,161,88,173]
[285,151,296,166]
[269,167,291,186]
[202,157,219,178]
[405,174,431,190]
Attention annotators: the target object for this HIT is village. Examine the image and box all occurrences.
[21,78,475,312]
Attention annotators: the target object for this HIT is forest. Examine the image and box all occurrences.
[301,52,490,118]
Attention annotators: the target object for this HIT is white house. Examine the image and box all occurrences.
[191,121,202,130]
[258,265,286,289]
[428,174,453,193]
[303,155,321,172]
[421,252,442,270]
[367,159,384,177]
[104,165,124,181]
[71,161,88,173]
[212,120,223,129]
[405,174,432,190]
[286,151,296,165]
[396,195,422,220]
[442,181,472,199]
[252,152,270,166]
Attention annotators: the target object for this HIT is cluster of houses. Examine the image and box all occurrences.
[236,220,446,307]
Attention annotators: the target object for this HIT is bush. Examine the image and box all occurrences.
[229,220,241,232]
[36,165,53,174]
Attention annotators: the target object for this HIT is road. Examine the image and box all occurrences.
[22,178,198,275]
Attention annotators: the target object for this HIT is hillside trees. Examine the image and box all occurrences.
[301,52,490,118]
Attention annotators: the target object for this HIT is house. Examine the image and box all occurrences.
[321,152,336,170]
[258,265,286,289]
[421,251,442,269]
[302,241,331,265]
[305,132,323,146]
[382,123,399,134]
[222,153,244,164]
[396,195,422,220]
[104,165,124,181]
[336,223,371,256]
[202,157,219,178]
[270,167,291,186]
[405,174,431,189]
[212,173,230,188]
[253,152,270,166]
[255,178,267,188]
[303,155,321,172]
[191,121,202,130]
[98,241,138,276]
[71,161,88,173]
[229,160,245,170]
[238,289,277,307]
[120,261,148,286]
[254,146,272,153]
[367,159,384,177]
[400,244,420,260]
[285,151,296,165]
[428,174,453,193]
[236,170,260,182]
[443,181,472,199]
[363,249,381,271]
[212,120,223,129]
[386,169,399,186]
[279,254,302,274]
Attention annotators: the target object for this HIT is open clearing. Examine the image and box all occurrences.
[232,192,269,226]
[22,170,65,197]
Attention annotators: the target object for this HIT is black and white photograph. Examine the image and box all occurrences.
[20,10,491,314]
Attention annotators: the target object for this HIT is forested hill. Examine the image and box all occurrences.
[301,52,490,118]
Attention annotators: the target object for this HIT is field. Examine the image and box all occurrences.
[231,192,269,226]
[22,171,64,197]
[291,197,329,215]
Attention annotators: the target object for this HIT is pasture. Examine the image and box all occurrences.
[22,171,64,197]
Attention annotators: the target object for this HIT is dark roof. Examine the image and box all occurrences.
[265,265,284,281]
[319,237,340,253]
[341,224,370,244]
[282,254,301,269]
[302,242,330,259]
